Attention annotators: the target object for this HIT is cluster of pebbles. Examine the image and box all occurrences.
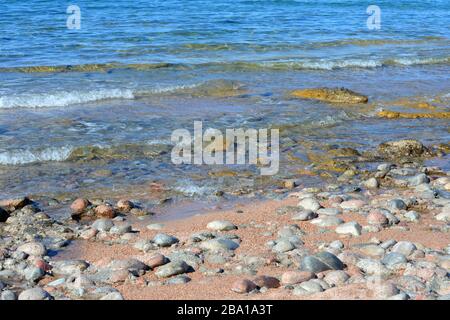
[0,139,449,300]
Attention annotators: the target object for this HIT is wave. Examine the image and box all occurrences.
[0,146,74,165]
[0,80,246,109]
[0,88,135,109]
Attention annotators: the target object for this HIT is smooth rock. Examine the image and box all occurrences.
[70,198,90,215]
[392,241,416,256]
[323,270,350,287]
[94,204,116,218]
[272,239,295,253]
[292,210,317,221]
[301,252,344,273]
[404,211,420,222]
[335,221,362,236]
[92,219,114,232]
[367,210,389,226]
[317,208,341,216]
[199,238,239,251]
[382,252,407,267]
[18,288,53,300]
[310,216,344,227]
[152,233,179,247]
[231,279,257,293]
[17,242,46,257]
[340,200,366,210]
[388,199,407,211]
[116,199,134,212]
[281,271,315,285]
[155,260,189,278]
[363,178,379,189]
[253,275,280,289]
[298,198,321,212]
[207,220,237,231]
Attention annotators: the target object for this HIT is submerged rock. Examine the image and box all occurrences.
[291,87,368,104]
[377,139,427,159]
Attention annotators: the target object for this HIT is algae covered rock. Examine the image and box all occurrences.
[377,139,427,159]
[291,87,368,104]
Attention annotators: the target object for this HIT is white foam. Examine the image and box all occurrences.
[0,146,73,165]
[0,88,135,109]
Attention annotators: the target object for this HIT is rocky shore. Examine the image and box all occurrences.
[0,139,449,300]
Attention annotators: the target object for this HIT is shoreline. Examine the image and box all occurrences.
[1,139,449,300]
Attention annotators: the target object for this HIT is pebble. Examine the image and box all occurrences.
[317,208,341,216]
[323,270,350,287]
[298,198,321,212]
[1,290,17,300]
[301,252,344,273]
[146,223,164,230]
[116,199,134,212]
[92,219,114,232]
[363,178,379,189]
[272,239,295,253]
[253,275,280,289]
[293,280,324,295]
[404,211,420,222]
[166,275,192,285]
[155,260,189,278]
[388,199,407,211]
[231,279,257,293]
[392,241,416,256]
[70,198,90,215]
[199,238,240,251]
[18,288,53,300]
[17,242,47,257]
[371,282,400,298]
[407,173,430,187]
[281,271,315,285]
[292,210,317,221]
[145,253,169,269]
[335,221,362,236]
[206,220,237,231]
[24,266,45,282]
[310,216,344,227]
[367,210,389,226]
[100,292,125,300]
[152,233,179,247]
[94,204,116,219]
[109,223,132,235]
[340,200,366,210]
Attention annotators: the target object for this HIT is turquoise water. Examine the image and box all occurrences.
[0,0,449,200]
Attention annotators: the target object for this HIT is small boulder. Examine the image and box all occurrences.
[231,279,257,293]
[206,220,237,231]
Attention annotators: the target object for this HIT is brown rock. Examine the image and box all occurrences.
[70,198,90,215]
[367,210,388,226]
[0,197,31,210]
[117,199,134,212]
[94,204,116,219]
[145,253,168,269]
[252,275,280,289]
[281,271,315,285]
[291,87,368,104]
[231,279,257,294]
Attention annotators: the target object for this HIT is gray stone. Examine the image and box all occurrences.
[24,267,45,282]
[146,223,164,230]
[18,288,53,300]
[382,252,407,267]
[335,221,362,236]
[292,210,317,221]
[300,252,344,273]
[392,241,416,256]
[356,259,389,276]
[404,211,420,222]
[324,270,350,287]
[92,219,114,232]
[166,275,191,285]
[293,280,324,295]
[363,178,379,189]
[100,292,124,300]
[317,208,341,216]
[155,260,189,278]
[1,290,17,300]
[17,242,46,257]
[52,260,89,275]
[207,220,237,231]
[310,216,344,227]
[408,174,430,187]
[298,198,321,212]
[272,239,295,253]
[109,223,132,234]
[388,199,407,211]
[199,238,239,251]
[152,233,179,247]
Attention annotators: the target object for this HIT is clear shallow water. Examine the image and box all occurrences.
[0,0,449,200]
